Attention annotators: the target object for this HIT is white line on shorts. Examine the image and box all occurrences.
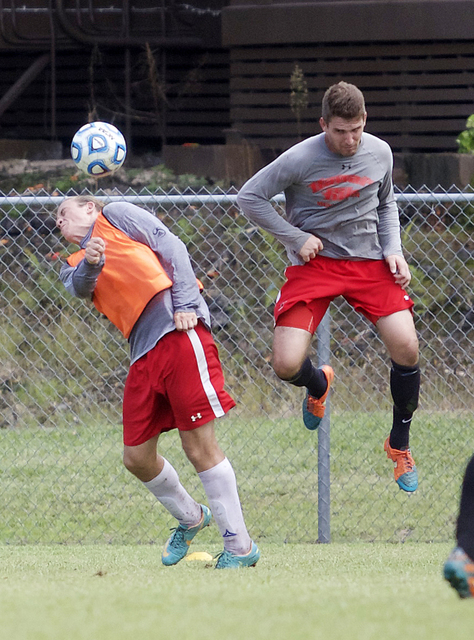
[186,329,225,418]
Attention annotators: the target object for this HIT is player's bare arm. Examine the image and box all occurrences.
[298,235,324,262]
[84,237,106,265]
[385,254,411,289]
[174,310,198,331]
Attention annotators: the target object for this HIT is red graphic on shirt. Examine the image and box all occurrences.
[309,174,374,207]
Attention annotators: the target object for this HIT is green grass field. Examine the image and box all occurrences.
[1,411,473,639]
[0,543,472,640]
[1,411,471,545]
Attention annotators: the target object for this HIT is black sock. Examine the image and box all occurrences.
[389,360,420,450]
[285,357,328,399]
[456,455,474,560]
[390,407,412,450]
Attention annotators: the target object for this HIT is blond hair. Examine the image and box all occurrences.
[56,195,105,217]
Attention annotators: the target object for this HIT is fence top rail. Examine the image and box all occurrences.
[0,192,474,207]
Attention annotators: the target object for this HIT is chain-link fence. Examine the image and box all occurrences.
[0,187,473,545]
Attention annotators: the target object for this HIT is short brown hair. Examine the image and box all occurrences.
[321,82,366,123]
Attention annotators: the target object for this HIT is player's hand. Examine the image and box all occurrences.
[84,237,106,265]
[386,254,411,289]
[174,311,198,331]
[299,235,324,262]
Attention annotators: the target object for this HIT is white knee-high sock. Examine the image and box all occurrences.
[198,457,251,554]
[143,458,201,527]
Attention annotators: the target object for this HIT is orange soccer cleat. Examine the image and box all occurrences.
[384,437,418,492]
[302,365,334,431]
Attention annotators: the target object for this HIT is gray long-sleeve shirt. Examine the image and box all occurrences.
[59,201,210,364]
[237,132,403,265]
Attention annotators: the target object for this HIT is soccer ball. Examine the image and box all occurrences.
[71,121,127,176]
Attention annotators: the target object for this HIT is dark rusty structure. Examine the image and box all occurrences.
[1,1,474,155]
[222,0,474,153]
[0,0,229,153]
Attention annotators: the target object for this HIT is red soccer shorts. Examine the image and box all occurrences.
[275,255,414,333]
[122,321,235,446]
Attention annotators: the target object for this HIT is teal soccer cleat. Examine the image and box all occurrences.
[215,541,260,569]
[444,547,474,598]
[162,504,212,566]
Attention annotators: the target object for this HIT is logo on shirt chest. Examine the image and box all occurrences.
[308,174,374,207]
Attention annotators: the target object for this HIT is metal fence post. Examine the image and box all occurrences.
[0,188,473,544]
[317,309,331,543]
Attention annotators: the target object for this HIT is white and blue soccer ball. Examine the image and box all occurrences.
[71,121,127,176]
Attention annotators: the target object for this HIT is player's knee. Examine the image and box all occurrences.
[123,449,145,477]
[182,441,222,472]
[404,336,419,366]
[272,355,304,381]
[390,335,419,368]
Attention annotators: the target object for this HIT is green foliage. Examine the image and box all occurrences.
[0,162,225,196]
[0,169,92,195]
[0,190,472,551]
[1,197,472,430]
[456,114,474,153]
[290,64,309,139]
[0,227,127,430]
[402,225,474,337]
